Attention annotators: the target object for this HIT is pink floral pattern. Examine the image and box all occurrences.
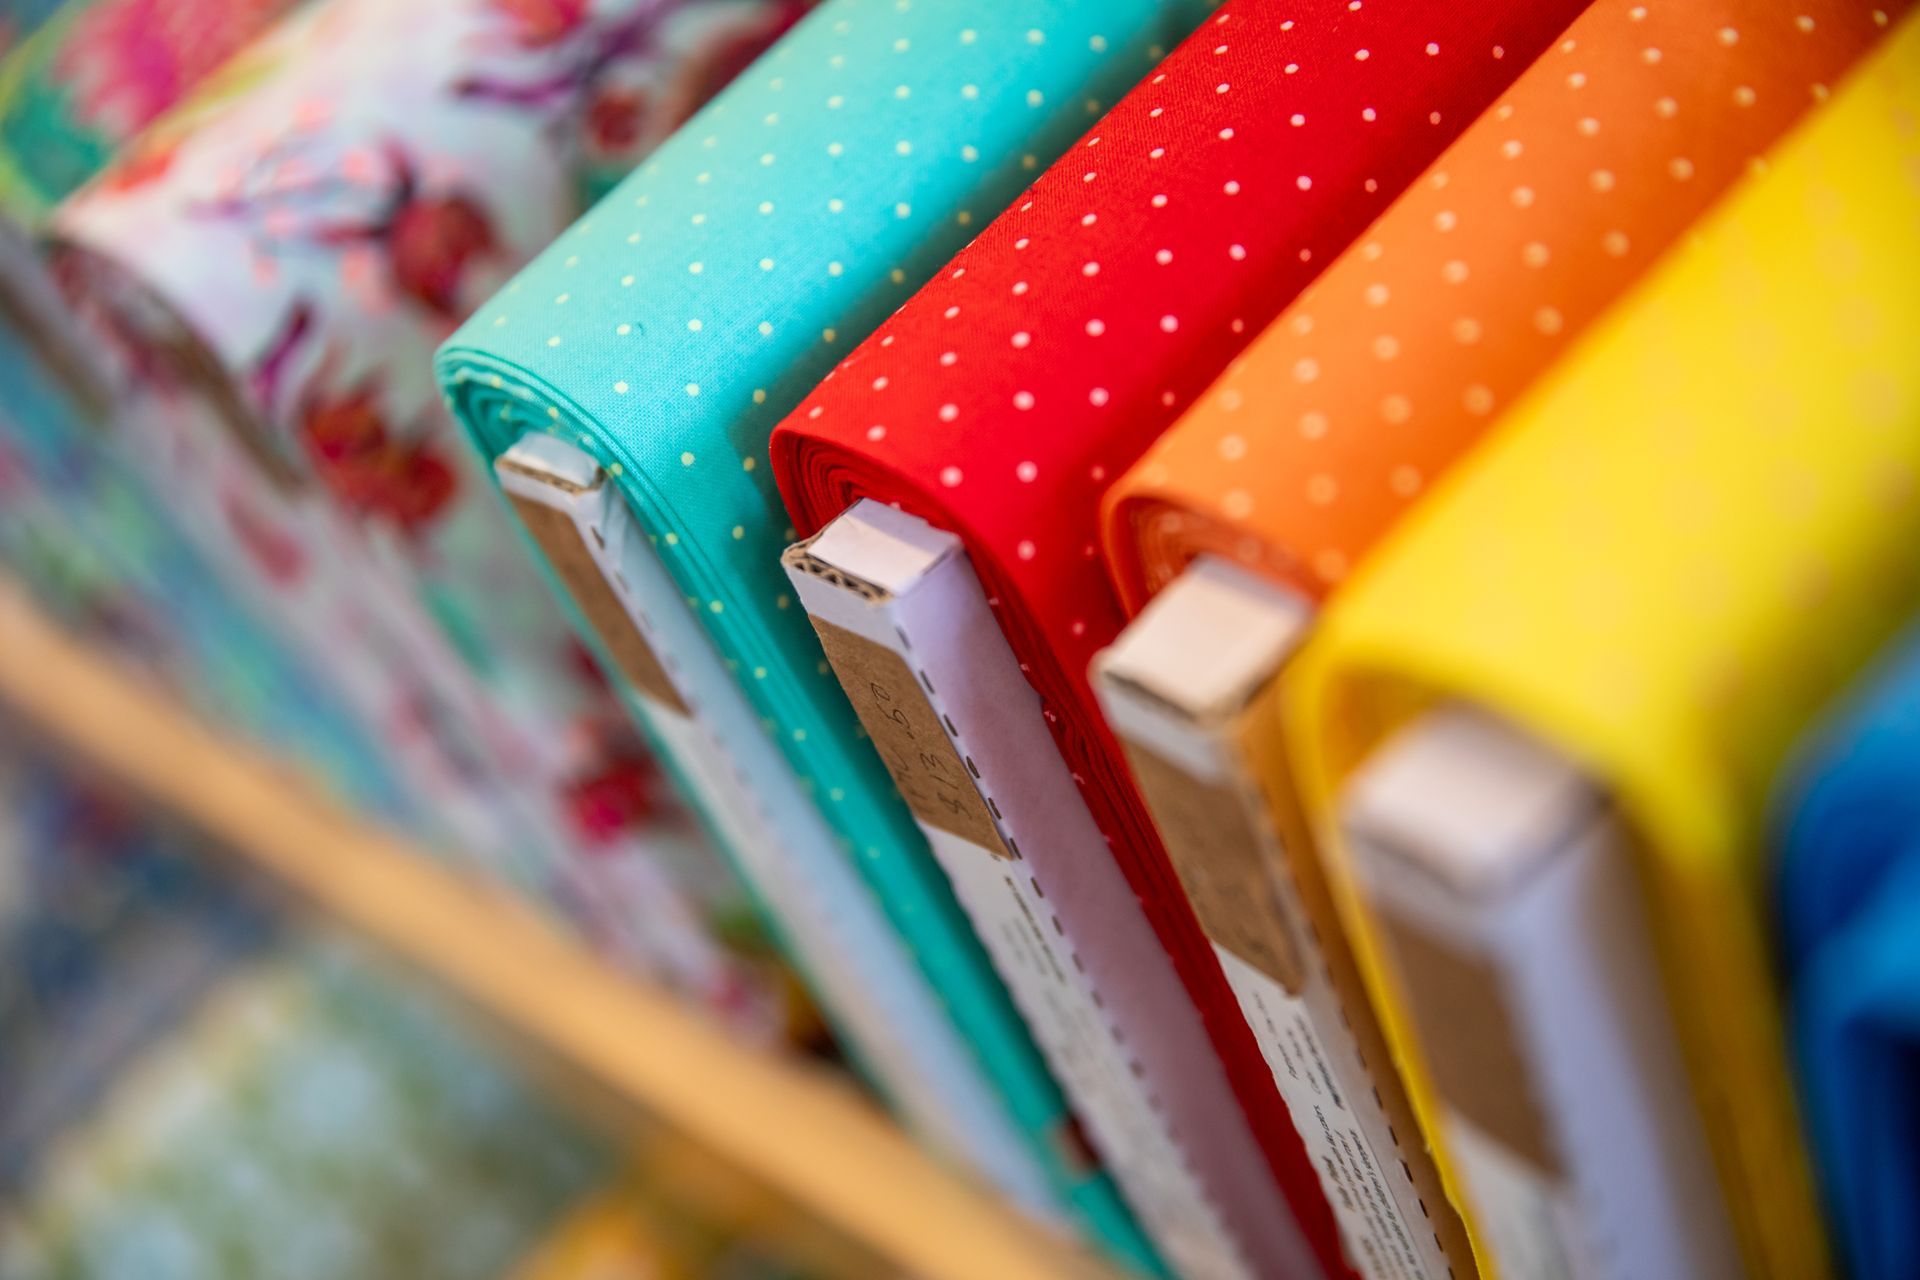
[49,0,807,1036]
[53,0,289,136]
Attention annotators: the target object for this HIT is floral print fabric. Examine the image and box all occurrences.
[46,0,807,1033]
[0,0,297,216]
[0,0,409,813]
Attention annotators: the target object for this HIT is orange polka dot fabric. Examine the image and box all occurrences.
[771,3,1587,1275]
[1102,0,1908,614]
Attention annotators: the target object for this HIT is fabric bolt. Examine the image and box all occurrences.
[46,0,806,1028]
[440,0,1216,1259]
[772,3,1583,1272]
[0,0,304,441]
[1773,626,1920,1280]
[54,0,803,738]
[1287,20,1920,1280]
[1105,0,1907,609]
[0,0,800,216]
[0,0,498,852]
[0,1,785,1029]
[0,0,409,816]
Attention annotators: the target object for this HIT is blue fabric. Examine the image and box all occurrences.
[1775,626,1920,1280]
[440,2,1211,1267]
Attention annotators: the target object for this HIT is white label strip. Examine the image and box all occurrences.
[1210,945,1434,1280]
[1342,705,1742,1280]
[787,499,1318,1280]
[1093,557,1459,1280]
[493,436,1060,1222]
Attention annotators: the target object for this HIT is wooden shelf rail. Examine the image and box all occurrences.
[0,580,1111,1280]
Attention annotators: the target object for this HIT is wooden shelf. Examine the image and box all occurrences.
[0,580,1113,1280]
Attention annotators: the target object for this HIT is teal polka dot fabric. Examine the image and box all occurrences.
[439,1,1212,1267]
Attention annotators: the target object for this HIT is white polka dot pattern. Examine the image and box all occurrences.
[1104,0,1909,612]
[1293,21,1920,1280]
[436,1,1219,1263]
[771,2,1592,1275]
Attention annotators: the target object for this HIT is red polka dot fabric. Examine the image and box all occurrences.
[772,1,1588,1272]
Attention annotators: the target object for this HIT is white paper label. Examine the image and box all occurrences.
[933,828,1254,1280]
[1214,945,1436,1280]
[1343,705,1743,1280]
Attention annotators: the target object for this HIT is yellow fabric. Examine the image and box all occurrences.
[1286,21,1920,1280]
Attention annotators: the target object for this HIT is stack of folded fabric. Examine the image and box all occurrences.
[436,0,1920,1273]
[2,0,1915,1273]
